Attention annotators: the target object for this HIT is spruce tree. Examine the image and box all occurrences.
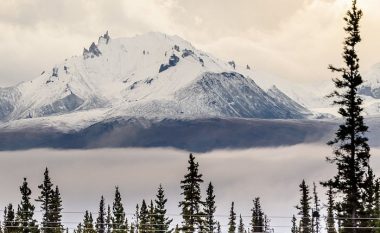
[291,215,298,233]
[17,178,38,233]
[250,198,264,233]
[312,183,320,233]
[323,0,374,231]
[148,201,155,233]
[204,182,216,233]
[3,204,17,233]
[228,202,236,233]
[154,185,172,233]
[134,205,139,233]
[106,205,112,233]
[83,211,96,233]
[238,215,245,233]
[75,223,83,233]
[50,186,63,233]
[296,180,311,233]
[139,200,149,233]
[36,168,54,233]
[326,185,337,233]
[112,187,127,233]
[179,153,204,233]
[96,196,106,233]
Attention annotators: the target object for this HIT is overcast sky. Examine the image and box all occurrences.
[0,0,380,87]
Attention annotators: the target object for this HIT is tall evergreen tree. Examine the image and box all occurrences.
[326,185,337,233]
[154,185,172,233]
[134,205,139,233]
[96,196,106,233]
[296,180,311,233]
[16,178,38,233]
[238,215,245,233]
[179,153,204,233]
[228,202,236,233]
[112,187,127,233]
[291,215,298,233]
[36,168,54,233]
[3,204,17,233]
[312,183,321,233]
[323,0,374,232]
[83,211,96,233]
[50,186,63,233]
[139,200,149,233]
[148,201,155,233]
[106,205,112,233]
[204,182,216,233]
[251,198,264,233]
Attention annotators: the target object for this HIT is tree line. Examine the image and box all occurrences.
[1,154,271,233]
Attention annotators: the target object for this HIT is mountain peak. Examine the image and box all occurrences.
[0,32,310,123]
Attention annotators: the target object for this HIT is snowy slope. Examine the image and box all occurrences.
[0,32,311,130]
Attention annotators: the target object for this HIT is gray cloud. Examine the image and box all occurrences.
[0,0,379,87]
[1,145,380,231]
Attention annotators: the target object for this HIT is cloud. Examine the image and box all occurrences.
[0,0,379,87]
[1,145,380,231]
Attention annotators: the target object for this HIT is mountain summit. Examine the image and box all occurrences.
[0,32,311,127]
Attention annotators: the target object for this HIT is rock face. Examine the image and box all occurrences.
[176,72,310,119]
[0,31,311,125]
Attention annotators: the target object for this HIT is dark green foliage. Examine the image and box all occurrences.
[204,182,216,233]
[154,185,173,233]
[148,201,155,233]
[36,168,54,233]
[16,178,38,233]
[324,0,375,232]
[83,211,96,233]
[96,196,106,233]
[112,187,127,233]
[291,215,298,233]
[250,197,264,233]
[326,185,337,233]
[3,204,17,233]
[179,153,204,233]
[312,183,320,233]
[75,223,83,233]
[134,205,139,233]
[139,200,149,233]
[50,186,63,233]
[238,215,244,233]
[296,180,311,233]
[362,168,379,230]
[228,202,236,233]
[106,205,112,233]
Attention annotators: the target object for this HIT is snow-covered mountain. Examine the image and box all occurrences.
[0,31,311,126]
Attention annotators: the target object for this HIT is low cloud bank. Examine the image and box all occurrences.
[1,145,380,231]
